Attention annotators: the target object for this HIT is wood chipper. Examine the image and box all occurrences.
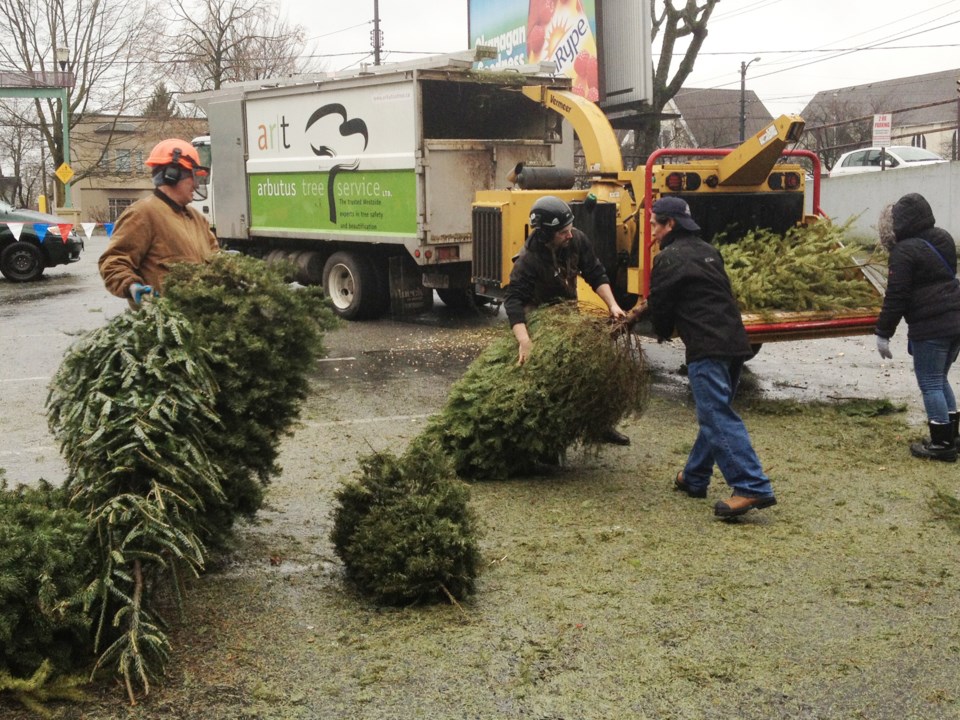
[471,85,882,344]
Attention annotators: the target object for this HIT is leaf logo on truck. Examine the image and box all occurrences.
[305,103,369,224]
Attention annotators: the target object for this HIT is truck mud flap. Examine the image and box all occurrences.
[388,255,433,316]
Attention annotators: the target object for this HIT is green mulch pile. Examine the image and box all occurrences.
[1,254,336,709]
[719,221,881,314]
[930,490,960,533]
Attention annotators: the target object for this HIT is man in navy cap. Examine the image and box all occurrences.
[646,196,777,518]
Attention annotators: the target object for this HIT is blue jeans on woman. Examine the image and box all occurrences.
[911,336,960,423]
[683,357,775,499]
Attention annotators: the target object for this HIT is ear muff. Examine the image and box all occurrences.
[161,164,183,185]
[160,147,196,185]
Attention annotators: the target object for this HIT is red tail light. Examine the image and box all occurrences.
[666,172,701,191]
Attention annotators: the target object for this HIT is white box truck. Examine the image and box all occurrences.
[183,54,573,319]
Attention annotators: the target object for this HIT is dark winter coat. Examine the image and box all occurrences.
[504,227,610,327]
[647,229,753,364]
[875,193,960,342]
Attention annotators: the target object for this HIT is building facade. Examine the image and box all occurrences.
[69,114,207,223]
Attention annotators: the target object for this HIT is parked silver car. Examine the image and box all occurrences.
[829,146,947,178]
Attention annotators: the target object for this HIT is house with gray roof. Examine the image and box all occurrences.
[798,67,959,169]
[613,87,774,169]
[670,87,774,148]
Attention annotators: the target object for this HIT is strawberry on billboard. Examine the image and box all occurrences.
[469,0,600,102]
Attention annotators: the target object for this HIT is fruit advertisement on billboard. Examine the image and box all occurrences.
[469,0,600,102]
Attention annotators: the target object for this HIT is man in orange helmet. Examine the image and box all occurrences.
[99,138,218,306]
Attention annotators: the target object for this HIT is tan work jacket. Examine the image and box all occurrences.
[99,190,219,301]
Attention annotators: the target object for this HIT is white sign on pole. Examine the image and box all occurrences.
[872,113,892,147]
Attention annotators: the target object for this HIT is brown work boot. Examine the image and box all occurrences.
[714,494,777,518]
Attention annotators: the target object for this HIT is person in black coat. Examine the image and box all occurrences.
[504,195,630,445]
[875,192,960,462]
[646,196,776,518]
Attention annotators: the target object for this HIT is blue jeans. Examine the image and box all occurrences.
[911,336,960,424]
[683,358,774,498]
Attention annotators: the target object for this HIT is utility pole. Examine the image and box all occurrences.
[372,0,383,66]
[739,57,760,143]
[955,75,959,161]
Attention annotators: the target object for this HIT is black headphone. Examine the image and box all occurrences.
[160,147,197,185]
[161,165,183,184]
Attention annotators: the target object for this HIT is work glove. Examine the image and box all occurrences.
[876,335,892,360]
[129,282,154,304]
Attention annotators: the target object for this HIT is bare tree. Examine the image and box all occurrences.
[161,0,320,92]
[630,0,720,160]
[799,100,873,171]
[0,102,43,207]
[0,0,159,206]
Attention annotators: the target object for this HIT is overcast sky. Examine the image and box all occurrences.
[286,0,960,117]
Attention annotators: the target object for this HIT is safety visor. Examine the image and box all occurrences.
[191,165,211,186]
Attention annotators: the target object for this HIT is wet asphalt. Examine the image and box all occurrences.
[0,234,923,488]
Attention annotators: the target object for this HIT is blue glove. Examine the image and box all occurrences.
[129,282,154,304]
[876,335,892,359]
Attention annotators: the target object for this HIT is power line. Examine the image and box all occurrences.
[673,3,960,105]
[304,21,371,43]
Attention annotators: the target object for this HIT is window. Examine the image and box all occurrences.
[115,149,132,173]
[841,150,868,168]
[108,197,135,221]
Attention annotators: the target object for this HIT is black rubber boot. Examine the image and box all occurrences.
[601,428,631,446]
[950,411,959,450]
[910,421,957,462]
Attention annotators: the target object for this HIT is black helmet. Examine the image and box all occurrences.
[529,196,574,233]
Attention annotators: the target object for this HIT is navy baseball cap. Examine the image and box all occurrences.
[652,196,701,233]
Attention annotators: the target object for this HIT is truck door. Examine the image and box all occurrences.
[208,98,249,245]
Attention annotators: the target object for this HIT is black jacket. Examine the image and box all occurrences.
[647,229,752,363]
[504,227,610,327]
[875,193,960,341]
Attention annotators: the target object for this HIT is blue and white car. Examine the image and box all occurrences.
[0,201,84,281]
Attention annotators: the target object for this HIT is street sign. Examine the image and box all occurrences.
[55,162,74,184]
[872,114,892,147]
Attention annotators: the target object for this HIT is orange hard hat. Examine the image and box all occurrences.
[146,138,201,170]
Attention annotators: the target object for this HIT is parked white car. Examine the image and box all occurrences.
[829,146,947,177]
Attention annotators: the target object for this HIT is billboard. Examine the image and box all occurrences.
[468,0,651,110]
[469,0,600,102]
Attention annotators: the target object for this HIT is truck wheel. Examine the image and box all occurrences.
[437,288,470,310]
[294,251,324,285]
[0,242,44,282]
[437,288,491,311]
[323,251,377,320]
[365,255,390,317]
